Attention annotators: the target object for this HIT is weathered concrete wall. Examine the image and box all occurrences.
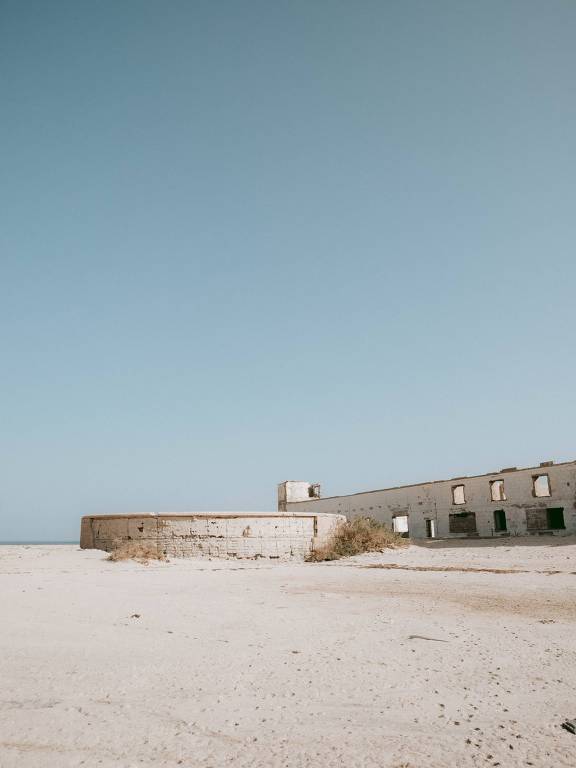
[81,512,345,560]
[282,461,576,539]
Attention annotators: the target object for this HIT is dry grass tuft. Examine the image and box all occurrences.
[106,540,166,564]
[307,517,408,562]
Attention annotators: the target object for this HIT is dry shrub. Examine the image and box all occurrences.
[307,517,408,562]
[106,540,166,564]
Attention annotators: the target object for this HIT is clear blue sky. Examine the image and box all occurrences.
[1,1,575,541]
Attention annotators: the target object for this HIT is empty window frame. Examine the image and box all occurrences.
[526,507,565,531]
[449,511,477,534]
[533,474,551,497]
[490,479,507,502]
[392,515,409,536]
[452,484,466,505]
[308,484,321,498]
[493,509,507,532]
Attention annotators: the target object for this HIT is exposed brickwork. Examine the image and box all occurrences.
[80,513,344,560]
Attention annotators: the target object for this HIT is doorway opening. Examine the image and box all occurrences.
[547,508,565,530]
[493,510,507,532]
[425,519,437,538]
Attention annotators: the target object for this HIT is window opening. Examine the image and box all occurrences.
[452,485,465,505]
[533,475,551,497]
[490,480,507,502]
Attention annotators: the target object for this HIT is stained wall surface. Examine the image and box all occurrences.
[80,512,344,559]
[277,481,321,511]
[280,461,576,539]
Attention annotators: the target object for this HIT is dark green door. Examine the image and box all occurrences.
[493,510,507,532]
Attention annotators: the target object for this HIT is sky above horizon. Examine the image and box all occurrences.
[2,1,576,540]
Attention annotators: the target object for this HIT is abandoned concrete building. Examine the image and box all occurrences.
[278,459,576,538]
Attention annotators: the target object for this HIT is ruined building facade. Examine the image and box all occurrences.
[278,460,576,538]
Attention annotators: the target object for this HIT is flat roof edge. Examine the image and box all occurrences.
[286,459,576,503]
[82,512,340,521]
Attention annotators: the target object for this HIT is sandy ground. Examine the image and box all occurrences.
[1,539,576,768]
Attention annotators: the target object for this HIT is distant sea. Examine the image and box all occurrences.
[0,541,79,545]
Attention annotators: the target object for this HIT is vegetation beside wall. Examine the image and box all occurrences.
[106,540,166,564]
[307,517,408,562]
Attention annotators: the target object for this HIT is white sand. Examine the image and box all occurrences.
[1,539,575,768]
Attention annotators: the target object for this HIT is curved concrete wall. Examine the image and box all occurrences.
[80,512,345,560]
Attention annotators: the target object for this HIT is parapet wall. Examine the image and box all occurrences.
[80,512,344,560]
